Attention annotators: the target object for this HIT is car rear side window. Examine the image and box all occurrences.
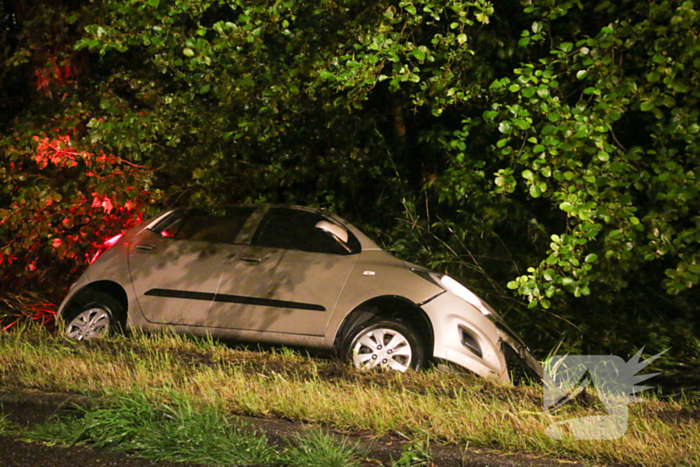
[151,208,254,244]
[252,208,359,255]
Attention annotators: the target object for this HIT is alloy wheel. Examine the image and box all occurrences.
[351,327,413,372]
[66,307,111,340]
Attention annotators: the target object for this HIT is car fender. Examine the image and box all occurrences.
[322,249,444,348]
[57,218,159,327]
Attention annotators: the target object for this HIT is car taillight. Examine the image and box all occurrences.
[90,233,124,264]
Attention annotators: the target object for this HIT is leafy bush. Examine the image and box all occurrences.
[0,133,151,292]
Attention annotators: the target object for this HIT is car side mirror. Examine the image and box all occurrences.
[315,220,350,250]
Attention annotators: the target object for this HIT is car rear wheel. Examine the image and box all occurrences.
[341,319,426,372]
[65,292,124,340]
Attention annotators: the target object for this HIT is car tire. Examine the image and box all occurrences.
[340,319,426,372]
[64,292,125,340]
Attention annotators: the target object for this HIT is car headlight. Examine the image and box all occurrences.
[410,268,494,317]
[439,275,491,316]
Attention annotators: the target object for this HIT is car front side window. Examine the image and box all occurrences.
[252,208,358,255]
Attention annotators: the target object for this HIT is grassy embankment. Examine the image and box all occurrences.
[0,325,697,466]
[0,394,401,467]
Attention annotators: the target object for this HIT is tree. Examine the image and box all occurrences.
[1,0,698,382]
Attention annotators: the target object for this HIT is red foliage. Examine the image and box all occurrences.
[0,133,152,278]
[34,58,71,99]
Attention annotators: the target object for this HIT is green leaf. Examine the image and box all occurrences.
[412,48,426,61]
[483,110,498,121]
[522,169,534,181]
[514,119,531,130]
[661,95,676,108]
[576,70,588,79]
[489,79,503,90]
[498,121,512,134]
[608,110,622,122]
[148,0,159,7]
[522,86,536,98]
[183,48,195,57]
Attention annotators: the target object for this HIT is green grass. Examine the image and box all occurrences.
[285,429,364,467]
[1,325,698,466]
[391,438,434,467]
[0,412,15,436]
[24,393,279,465]
[22,393,371,466]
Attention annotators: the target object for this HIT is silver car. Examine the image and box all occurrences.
[58,205,542,382]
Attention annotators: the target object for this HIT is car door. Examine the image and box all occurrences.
[206,208,360,336]
[128,208,255,327]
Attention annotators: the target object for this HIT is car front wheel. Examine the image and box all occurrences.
[341,319,426,372]
[65,292,124,340]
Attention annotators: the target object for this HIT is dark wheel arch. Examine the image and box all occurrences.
[334,295,434,361]
[61,281,128,328]
[64,290,126,338]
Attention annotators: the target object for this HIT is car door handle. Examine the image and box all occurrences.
[136,244,156,251]
[240,256,262,263]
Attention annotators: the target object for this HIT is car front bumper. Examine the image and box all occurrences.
[421,292,542,383]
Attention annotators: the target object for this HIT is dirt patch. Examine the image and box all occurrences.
[0,436,200,467]
[0,389,584,467]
